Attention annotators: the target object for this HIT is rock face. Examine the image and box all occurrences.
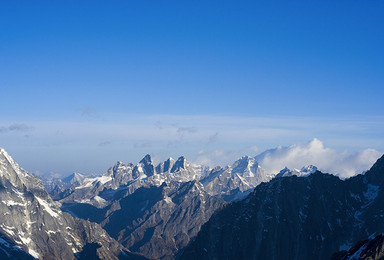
[0,148,143,260]
[181,155,384,260]
[63,181,224,259]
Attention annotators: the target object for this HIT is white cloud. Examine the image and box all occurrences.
[255,138,382,178]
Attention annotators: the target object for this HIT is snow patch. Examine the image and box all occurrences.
[19,235,31,245]
[93,196,106,204]
[163,196,173,204]
[0,224,16,236]
[74,180,94,189]
[97,175,112,184]
[35,197,60,218]
[3,200,25,207]
[28,248,40,259]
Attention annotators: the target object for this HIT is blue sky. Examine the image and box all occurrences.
[1,1,383,176]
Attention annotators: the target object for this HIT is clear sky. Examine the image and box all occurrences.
[1,1,383,176]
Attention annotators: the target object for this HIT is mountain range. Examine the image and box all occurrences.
[1,147,383,259]
[181,154,384,259]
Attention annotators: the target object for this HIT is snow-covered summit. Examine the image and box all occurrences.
[275,165,318,178]
[201,156,269,201]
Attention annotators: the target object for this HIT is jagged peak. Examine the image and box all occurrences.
[111,161,127,172]
[232,155,258,170]
[239,155,252,161]
[301,165,318,173]
[116,160,124,165]
[176,156,187,165]
[0,148,45,192]
[170,156,188,173]
[139,154,153,165]
[276,165,318,178]
[176,156,186,162]
[0,147,24,176]
[167,157,175,163]
[0,147,16,165]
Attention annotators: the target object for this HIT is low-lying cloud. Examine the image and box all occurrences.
[254,138,382,178]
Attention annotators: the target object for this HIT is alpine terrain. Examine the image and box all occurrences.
[181,155,384,260]
[2,146,382,260]
[0,148,145,259]
[46,154,271,259]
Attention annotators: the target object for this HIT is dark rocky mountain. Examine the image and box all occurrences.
[62,180,224,259]
[332,234,384,260]
[181,155,384,260]
[0,148,146,259]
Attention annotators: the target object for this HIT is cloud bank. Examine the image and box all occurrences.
[254,138,382,178]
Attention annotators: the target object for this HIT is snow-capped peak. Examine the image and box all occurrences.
[231,156,259,177]
[275,165,318,178]
[300,165,318,174]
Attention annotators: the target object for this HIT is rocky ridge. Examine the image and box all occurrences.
[0,148,144,259]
